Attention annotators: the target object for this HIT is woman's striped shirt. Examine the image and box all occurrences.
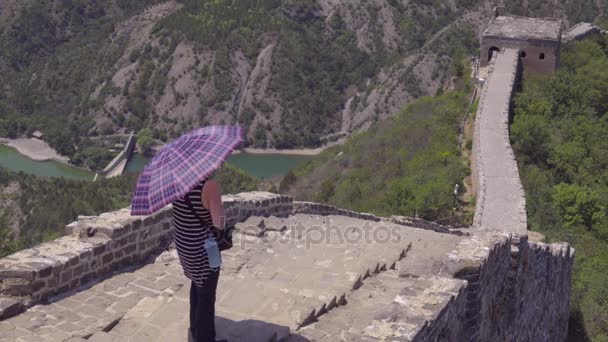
[172,180,218,287]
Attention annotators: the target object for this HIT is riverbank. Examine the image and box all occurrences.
[237,147,324,156]
[238,139,348,156]
[0,138,70,164]
[152,144,327,156]
[0,144,94,180]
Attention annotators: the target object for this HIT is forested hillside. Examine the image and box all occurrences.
[0,164,259,258]
[2,0,605,167]
[510,36,608,341]
[280,76,474,222]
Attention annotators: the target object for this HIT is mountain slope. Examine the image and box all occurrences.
[0,0,606,159]
[280,87,472,221]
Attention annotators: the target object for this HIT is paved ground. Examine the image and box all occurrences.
[1,214,463,341]
[476,48,527,233]
[292,270,465,341]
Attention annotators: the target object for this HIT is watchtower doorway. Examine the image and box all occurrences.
[488,47,500,61]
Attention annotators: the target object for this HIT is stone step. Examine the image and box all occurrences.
[0,296,23,320]
[293,274,467,341]
[92,284,292,342]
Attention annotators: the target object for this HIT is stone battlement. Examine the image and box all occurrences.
[0,189,574,341]
[0,192,459,321]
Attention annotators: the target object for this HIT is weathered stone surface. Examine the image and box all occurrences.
[472,48,527,233]
[0,297,22,320]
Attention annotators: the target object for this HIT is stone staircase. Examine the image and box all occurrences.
[291,271,466,341]
[86,285,293,342]
[83,215,465,342]
[1,213,465,342]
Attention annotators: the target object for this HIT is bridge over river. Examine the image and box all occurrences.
[96,133,136,180]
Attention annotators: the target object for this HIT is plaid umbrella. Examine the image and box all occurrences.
[131,125,244,216]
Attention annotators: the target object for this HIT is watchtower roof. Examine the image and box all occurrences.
[483,15,562,41]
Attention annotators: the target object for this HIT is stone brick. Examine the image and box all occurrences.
[36,265,53,279]
[142,216,156,227]
[113,250,124,259]
[0,268,35,281]
[0,278,32,296]
[131,219,143,231]
[0,297,23,320]
[72,264,86,278]
[80,272,95,286]
[80,250,93,261]
[93,245,107,257]
[124,244,137,255]
[102,254,114,265]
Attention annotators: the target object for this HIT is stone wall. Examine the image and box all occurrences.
[480,37,560,74]
[413,234,574,342]
[0,192,285,318]
[563,23,601,42]
[0,191,469,319]
[0,207,173,312]
[292,201,460,235]
[472,48,527,233]
[478,237,573,341]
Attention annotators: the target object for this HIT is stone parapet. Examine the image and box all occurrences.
[0,192,464,320]
[0,207,173,310]
[0,192,294,317]
[418,232,574,341]
[223,192,293,226]
[292,201,460,235]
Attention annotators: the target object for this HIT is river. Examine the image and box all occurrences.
[0,145,313,180]
[0,145,94,181]
[125,153,313,179]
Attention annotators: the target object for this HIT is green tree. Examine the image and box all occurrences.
[279,170,296,193]
[137,128,155,155]
[552,183,605,231]
[0,214,18,258]
[511,114,552,165]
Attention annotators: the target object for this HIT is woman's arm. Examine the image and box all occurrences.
[202,179,225,230]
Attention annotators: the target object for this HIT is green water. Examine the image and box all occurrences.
[0,145,94,181]
[0,144,312,180]
[126,153,313,179]
[226,153,313,179]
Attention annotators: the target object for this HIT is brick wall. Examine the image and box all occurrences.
[0,191,464,319]
[480,37,560,74]
[414,234,574,342]
[0,192,291,317]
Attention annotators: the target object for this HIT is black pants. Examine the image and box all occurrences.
[189,270,220,342]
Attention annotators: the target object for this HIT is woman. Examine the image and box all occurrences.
[172,176,225,342]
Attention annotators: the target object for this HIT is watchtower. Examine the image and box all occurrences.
[481,15,562,74]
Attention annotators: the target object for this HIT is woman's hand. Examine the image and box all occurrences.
[202,180,225,230]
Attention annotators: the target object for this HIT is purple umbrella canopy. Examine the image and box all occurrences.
[131,125,244,216]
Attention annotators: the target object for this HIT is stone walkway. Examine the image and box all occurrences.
[474,48,527,233]
[293,270,466,341]
[1,214,463,341]
[0,257,188,342]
